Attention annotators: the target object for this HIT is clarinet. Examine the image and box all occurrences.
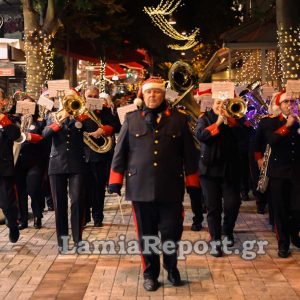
[257,144,271,193]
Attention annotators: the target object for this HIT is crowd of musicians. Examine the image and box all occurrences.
[0,77,300,291]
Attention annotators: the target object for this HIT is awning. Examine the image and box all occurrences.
[120,61,144,70]
[91,63,127,79]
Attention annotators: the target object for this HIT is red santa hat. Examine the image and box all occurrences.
[141,76,166,94]
[269,90,287,115]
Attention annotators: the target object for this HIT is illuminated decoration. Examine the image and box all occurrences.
[277,27,300,84]
[99,60,106,92]
[24,29,54,99]
[144,0,199,50]
[234,49,279,85]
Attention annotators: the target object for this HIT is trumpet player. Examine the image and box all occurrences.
[195,98,245,257]
[264,91,300,258]
[0,91,21,243]
[83,87,121,227]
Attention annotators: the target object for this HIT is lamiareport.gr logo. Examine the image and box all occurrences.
[59,235,269,260]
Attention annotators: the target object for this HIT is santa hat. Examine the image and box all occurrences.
[142,76,166,94]
[269,90,287,115]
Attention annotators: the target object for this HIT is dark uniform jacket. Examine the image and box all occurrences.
[42,118,88,175]
[109,107,199,203]
[83,107,121,162]
[265,114,300,180]
[0,115,21,176]
[195,110,240,179]
[17,118,47,168]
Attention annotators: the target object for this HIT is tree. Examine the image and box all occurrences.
[276,0,300,85]
[22,0,131,99]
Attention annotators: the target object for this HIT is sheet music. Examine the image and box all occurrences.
[85,98,104,110]
[37,95,54,111]
[16,101,36,115]
[47,80,70,98]
[117,104,138,125]
[212,81,235,99]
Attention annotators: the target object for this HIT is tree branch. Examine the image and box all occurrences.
[43,0,63,34]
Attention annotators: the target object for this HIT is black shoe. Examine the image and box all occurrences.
[94,221,103,227]
[191,222,203,231]
[241,192,250,201]
[143,278,159,291]
[210,244,223,257]
[9,227,20,243]
[291,235,300,248]
[18,222,28,230]
[223,234,234,247]
[34,217,42,229]
[167,268,182,286]
[278,249,291,258]
[257,207,265,214]
[47,206,54,212]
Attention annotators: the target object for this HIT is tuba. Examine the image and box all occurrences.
[168,61,200,131]
[56,94,112,154]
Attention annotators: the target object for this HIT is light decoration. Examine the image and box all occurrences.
[277,27,300,85]
[24,29,54,99]
[234,49,279,85]
[99,60,106,92]
[144,0,199,50]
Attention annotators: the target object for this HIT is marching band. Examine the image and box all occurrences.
[0,75,300,290]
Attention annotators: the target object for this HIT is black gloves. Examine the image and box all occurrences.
[108,184,122,196]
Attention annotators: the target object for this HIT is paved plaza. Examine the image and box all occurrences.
[0,193,300,300]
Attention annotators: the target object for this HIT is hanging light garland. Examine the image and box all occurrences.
[99,60,106,92]
[277,27,300,84]
[144,0,199,50]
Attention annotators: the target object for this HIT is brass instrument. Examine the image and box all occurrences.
[223,97,247,119]
[257,144,271,193]
[168,61,200,129]
[56,94,112,153]
[0,96,14,114]
[13,114,33,165]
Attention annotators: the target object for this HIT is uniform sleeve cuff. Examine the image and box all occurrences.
[185,172,200,188]
[109,169,124,184]
[254,151,263,161]
[102,125,113,136]
[48,123,61,132]
[275,125,289,136]
[27,133,43,143]
[0,115,12,127]
[206,123,220,136]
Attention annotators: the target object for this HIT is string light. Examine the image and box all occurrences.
[99,60,106,92]
[24,28,54,99]
[144,0,199,50]
[277,27,300,85]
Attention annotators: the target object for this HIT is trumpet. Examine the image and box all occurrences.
[223,97,247,119]
[55,94,112,153]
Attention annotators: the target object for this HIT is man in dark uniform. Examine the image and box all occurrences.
[0,111,21,243]
[108,77,199,291]
[42,94,102,251]
[83,87,121,227]
[265,91,300,258]
[195,98,242,257]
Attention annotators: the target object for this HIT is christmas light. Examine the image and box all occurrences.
[144,0,199,50]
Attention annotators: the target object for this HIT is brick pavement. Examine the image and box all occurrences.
[0,193,299,300]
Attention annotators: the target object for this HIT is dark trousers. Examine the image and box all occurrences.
[49,173,85,246]
[0,176,19,229]
[269,177,300,251]
[188,187,204,224]
[86,160,109,222]
[132,201,184,280]
[15,164,44,223]
[201,175,241,240]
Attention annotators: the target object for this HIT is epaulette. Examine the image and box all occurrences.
[176,108,188,115]
[199,112,205,118]
[269,114,277,118]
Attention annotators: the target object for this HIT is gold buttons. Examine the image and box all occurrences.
[66,148,69,151]
[155,130,159,133]
[135,133,140,137]
[154,140,159,144]
[172,134,176,138]
[153,162,158,167]
[128,173,131,176]
[154,151,158,155]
